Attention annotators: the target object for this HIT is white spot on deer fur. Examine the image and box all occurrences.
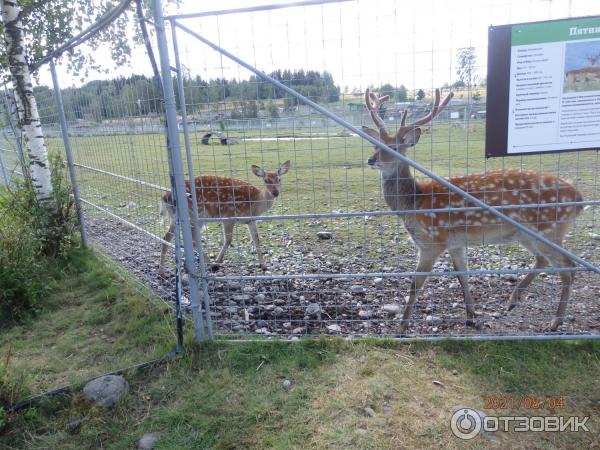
[472,221,482,226]
[490,195,499,202]
[549,196,557,202]
[487,184,496,190]
[512,189,518,196]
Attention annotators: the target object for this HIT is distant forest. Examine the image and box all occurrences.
[32,69,341,123]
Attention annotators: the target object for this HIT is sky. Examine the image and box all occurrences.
[39,0,600,92]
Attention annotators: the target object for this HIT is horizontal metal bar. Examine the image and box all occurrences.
[79,197,174,247]
[218,334,600,342]
[175,22,600,275]
[209,267,590,282]
[0,147,18,154]
[165,0,352,20]
[198,200,599,223]
[74,162,169,192]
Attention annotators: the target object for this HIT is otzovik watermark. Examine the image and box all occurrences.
[450,407,590,440]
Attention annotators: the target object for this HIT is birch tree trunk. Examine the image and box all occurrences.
[1,0,53,203]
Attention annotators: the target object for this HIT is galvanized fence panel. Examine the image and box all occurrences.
[155,0,600,339]
[9,0,598,343]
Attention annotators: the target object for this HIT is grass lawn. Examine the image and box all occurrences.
[1,249,599,449]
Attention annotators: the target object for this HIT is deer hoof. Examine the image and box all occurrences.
[507,303,517,312]
[398,319,409,333]
[465,319,481,329]
[210,264,221,272]
[259,264,267,271]
[546,319,562,332]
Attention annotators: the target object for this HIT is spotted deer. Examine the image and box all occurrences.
[363,88,584,332]
[158,161,291,274]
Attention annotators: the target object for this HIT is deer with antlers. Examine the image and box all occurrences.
[158,161,291,275]
[363,88,584,332]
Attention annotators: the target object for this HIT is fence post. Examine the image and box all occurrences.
[152,0,206,342]
[170,21,213,338]
[49,59,88,248]
[2,86,26,177]
[0,148,8,186]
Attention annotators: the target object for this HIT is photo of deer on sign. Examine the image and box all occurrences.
[158,161,291,275]
[362,88,585,333]
[564,41,600,92]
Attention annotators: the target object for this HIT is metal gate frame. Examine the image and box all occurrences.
[152,0,600,342]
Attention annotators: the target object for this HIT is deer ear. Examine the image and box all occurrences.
[278,160,291,176]
[399,128,422,147]
[251,165,265,178]
[361,126,380,140]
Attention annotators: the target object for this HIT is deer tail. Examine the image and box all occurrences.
[159,193,172,225]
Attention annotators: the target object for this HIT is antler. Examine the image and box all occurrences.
[364,88,391,140]
[395,88,454,140]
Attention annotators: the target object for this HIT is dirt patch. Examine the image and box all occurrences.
[85,215,600,338]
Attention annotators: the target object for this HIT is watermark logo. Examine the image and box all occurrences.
[450,407,590,440]
[451,408,483,440]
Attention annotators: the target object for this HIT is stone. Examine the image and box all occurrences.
[138,432,161,449]
[82,375,129,407]
[364,407,376,417]
[292,327,305,334]
[305,303,321,316]
[327,324,342,332]
[425,315,442,326]
[350,285,366,294]
[373,277,384,287]
[67,418,82,434]
[383,304,400,314]
[282,379,292,389]
[358,310,373,319]
[317,231,333,240]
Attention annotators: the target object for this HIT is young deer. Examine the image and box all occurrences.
[158,161,291,274]
[363,88,584,332]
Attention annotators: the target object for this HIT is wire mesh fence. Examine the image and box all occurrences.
[160,0,600,339]
[4,0,599,341]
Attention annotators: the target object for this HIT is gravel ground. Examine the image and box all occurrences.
[86,215,600,338]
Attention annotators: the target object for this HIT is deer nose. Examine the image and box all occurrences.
[367,157,376,166]
[272,190,279,197]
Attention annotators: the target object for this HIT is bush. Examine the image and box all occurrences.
[0,154,78,324]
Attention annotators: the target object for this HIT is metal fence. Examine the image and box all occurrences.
[3,0,600,342]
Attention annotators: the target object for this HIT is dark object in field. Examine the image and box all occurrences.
[201,132,238,145]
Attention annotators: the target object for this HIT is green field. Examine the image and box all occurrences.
[41,119,599,269]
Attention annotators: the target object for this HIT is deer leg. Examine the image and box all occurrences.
[213,221,235,271]
[400,247,444,333]
[507,255,548,311]
[448,247,477,327]
[159,221,176,276]
[247,221,267,271]
[191,221,211,268]
[543,251,575,331]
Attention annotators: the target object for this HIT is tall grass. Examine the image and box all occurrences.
[0,154,78,325]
